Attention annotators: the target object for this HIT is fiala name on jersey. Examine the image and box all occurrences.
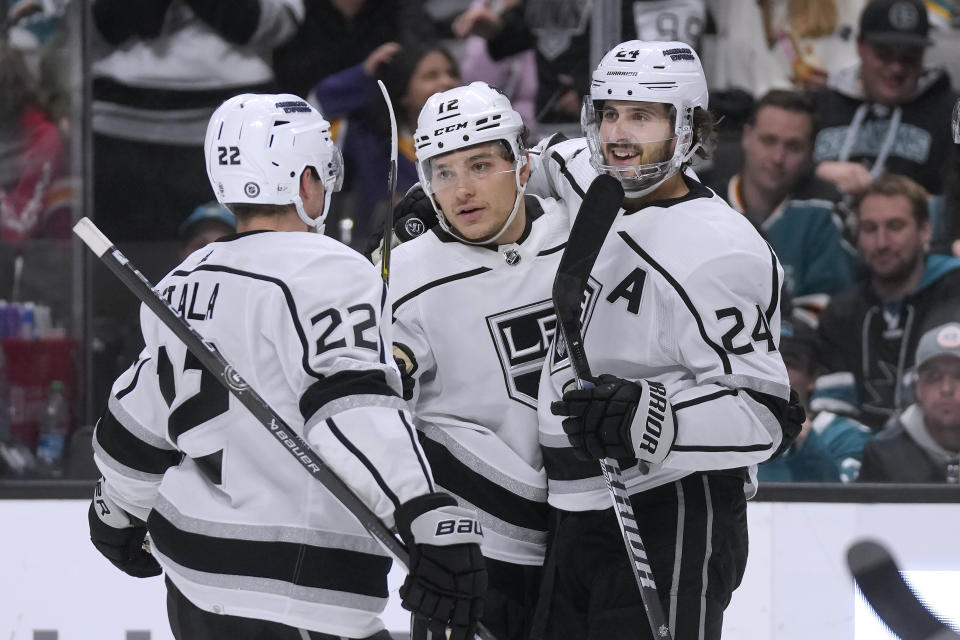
[486,300,557,408]
[161,281,221,321]
[549,276,601,374]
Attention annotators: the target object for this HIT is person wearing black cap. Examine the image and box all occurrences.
[858,321,960,482]
[811,0,959,197]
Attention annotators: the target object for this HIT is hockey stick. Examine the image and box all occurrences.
[377,79,398,287]
[552,174,673,640]
[848,539,959,640]
[72,218,497,640]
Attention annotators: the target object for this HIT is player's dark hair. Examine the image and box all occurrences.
[747,89,820,139]
[691,106,715,161]
[853,173,930,225]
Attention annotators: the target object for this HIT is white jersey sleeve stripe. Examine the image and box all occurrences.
[617,230,733,374]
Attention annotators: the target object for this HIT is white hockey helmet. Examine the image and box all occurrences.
[204,93,343,231]
[414,81,527,245]
[582,40,709,198]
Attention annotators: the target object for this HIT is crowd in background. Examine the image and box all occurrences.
[0,0,959,484]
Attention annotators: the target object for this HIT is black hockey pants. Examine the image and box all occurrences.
[533,471,749,640]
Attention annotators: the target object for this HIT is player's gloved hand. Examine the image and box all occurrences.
[365,184,438,263]
[551,374,676,463]
[393,183,438,242]
[773,388,806,457]
[88,477,161,578]
[395,493,487,640]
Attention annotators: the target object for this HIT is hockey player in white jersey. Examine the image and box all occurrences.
[389,82,566,640]
[531,42,802,640]
[86,94,487,640]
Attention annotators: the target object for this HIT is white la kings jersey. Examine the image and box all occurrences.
[531,138,791,511]
[93,231,432,637]
[390,196,568,566]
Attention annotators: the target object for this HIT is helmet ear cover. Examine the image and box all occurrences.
[204,93,343,231]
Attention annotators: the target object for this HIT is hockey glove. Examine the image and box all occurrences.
[772,388,806,458]
[393,184,438,242]
[395,493,487,640]
[552,374,677,464]
[88,478,161,578]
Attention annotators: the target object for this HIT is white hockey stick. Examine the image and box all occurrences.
[377,79,398,287]
[73,218,497,640]
[848,539,959,640]
[552,175,673,639]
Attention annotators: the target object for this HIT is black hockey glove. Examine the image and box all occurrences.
[551,374,677,464]
[395,493,487,640]
[772,389,806,458]
[366,184,439,263]
[393,184,438,242]
[88,478,161,578]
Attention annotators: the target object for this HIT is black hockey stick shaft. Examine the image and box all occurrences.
[848,540,960,640]
[552,175,673,639]
[73,218,497,640]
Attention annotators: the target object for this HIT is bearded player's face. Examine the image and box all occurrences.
[598,100,675,168]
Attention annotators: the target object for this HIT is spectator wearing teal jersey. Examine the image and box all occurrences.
[720,90,858,321]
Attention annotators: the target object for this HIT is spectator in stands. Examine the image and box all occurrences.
[0,37,68,243]
[91,0,305,243]
[815,174,960,430]
[717,89,857,304]
[759,320,873,483]
[811,0,959,197]
[272,0,437,101]
[177,201,236,261]
[313,41,460,247]
[858,321,960,482]
[453,1,632,124]
[458,0,537,124]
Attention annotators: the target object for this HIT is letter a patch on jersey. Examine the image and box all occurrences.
[486,300,557,408]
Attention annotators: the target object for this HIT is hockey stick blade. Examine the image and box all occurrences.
[551,176,673,639]
[848,539,959,640]
[73,218,497,640]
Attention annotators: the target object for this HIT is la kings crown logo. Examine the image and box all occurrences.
[487,300,557,408]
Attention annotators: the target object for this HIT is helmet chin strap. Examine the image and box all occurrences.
[433,167,527,247]
[294,186,332,234]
